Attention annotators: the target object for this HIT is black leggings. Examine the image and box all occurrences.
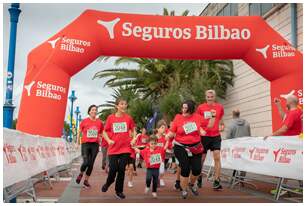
[146,168,159,192]
[105,153,130,193]
[80,142,99,176]
[174,144,202,177]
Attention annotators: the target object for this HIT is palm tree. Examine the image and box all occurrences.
[95,8,235,121]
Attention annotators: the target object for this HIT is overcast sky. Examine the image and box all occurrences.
[3,3,206,121]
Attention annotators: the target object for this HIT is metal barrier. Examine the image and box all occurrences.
[3,155,80,203]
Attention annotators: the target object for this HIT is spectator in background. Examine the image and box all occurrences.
[265,95,303,195]
[264,95,302,139]
[226,109,251,139]
[226,109,251,186]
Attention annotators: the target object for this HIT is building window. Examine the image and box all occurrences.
[217,4,238,16]
[249,3,275,16]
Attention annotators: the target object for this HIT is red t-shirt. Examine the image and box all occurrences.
[80,118,104,144]
[167,137,174,150]
[196,102,224,137]
[165,128,174,150]
[104,113,136,155]
[101,137,109,148]
[136,134,149,147]
[282,109,303,136]
[156,135,167,148]
[140,147,166,168]
[170,113,204,145]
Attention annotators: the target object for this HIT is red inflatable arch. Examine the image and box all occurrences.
[17,10,302,137]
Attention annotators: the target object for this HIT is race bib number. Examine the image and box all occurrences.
[87,129,98,138]
[113,122,127,133]
[204,111,212,119]
[150,153,162,165]
[183,122,198,134]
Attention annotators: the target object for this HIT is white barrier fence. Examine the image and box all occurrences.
[3,128,81,188]
[204,136,303,180]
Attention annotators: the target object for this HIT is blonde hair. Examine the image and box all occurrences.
[205,89,216,96]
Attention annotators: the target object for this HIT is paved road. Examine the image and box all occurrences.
[17,152,301,203]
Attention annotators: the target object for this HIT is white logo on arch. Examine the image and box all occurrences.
[256,45,270,59]
[97,18,121,39]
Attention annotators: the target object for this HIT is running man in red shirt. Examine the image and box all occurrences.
[101,98,137,199]
[76,105,104,188]
[196,89,224,190]
[134,136,166,198]
[265,95,302,138]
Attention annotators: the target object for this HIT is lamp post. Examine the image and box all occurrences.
[68,90,77,142]
[75,106,80,141]
[3,3,21,129]
[77,114,82,144]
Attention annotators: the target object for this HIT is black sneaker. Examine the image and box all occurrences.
[174,181,183,191]
[101,184,108,192]
[83,180,91,188]
[212,179,223,190]
[115,192,126,199]
[75,173,83,184]
[189,184,199,196]
[197,176,202,188]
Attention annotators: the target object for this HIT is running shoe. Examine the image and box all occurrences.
[197,176,203,188]
[181,190,188,199]
[75,173,83,184]
[144,187,150,194]
[189,184,199,196]
[270,189,288,196]
[160,179,165,187]
[101,184,108,192]
[152,192,157,198]
[83,180,91,188]
[128,181,133,188]
[174,181,183,191]
[212,179,223,190]
[115,192,126,199]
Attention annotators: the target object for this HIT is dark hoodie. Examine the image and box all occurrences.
[226,118,251,139]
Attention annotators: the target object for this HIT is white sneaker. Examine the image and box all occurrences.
[144,187,150,194]
[152,192,157,198]
[160,179,165,187]
[128,181,133,188]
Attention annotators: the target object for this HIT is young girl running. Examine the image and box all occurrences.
[154,120,169,187]
[134,136,166,198]
[101,98,137,199]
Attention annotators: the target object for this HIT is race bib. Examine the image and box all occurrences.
[157,142,164,147]
[150,153,162,165]
[141,138,147,143]
[204,111,212,119]
[87,129,98,138]
[113,122,127,133]
[183,122,198,134]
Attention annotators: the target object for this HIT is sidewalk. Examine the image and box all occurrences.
[17,152,299,203]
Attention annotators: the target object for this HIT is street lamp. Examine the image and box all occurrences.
[68,90,77,142]
[75,106,80,140]
[3,3,21,129]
